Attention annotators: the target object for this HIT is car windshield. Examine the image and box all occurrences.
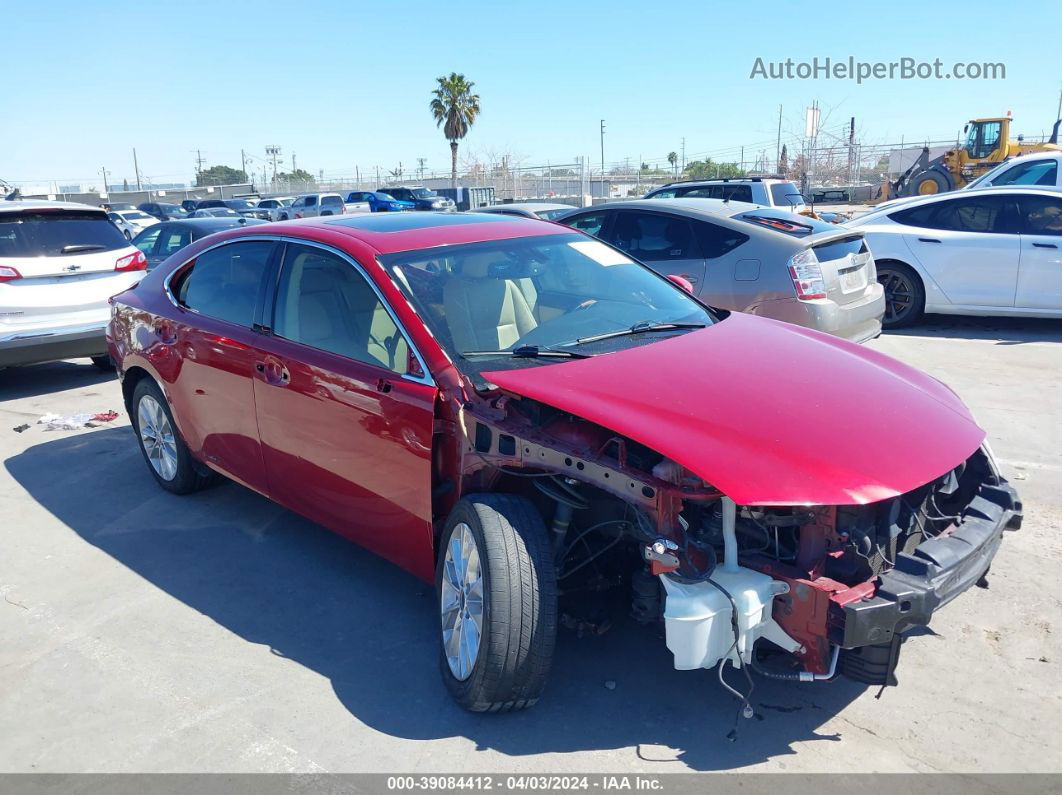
[225,200,254,210]
[0,211,129,257]
[379,233,713,375]
[536,208,571,221]
[411,188,436,199]
[121,211,153,221]
[376,193,396,201]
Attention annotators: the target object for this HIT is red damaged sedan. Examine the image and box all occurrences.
[107,212,1021,714]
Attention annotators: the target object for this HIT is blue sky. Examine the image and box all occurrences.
[5,0,1060,188]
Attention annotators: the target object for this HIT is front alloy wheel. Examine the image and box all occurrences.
[440,522,484,681]
[437,494,557,712]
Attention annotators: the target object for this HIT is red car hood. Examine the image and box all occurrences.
[482,313,984,506]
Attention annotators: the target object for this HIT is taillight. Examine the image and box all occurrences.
[0,265,22,283]
[115,251,147,272]
[788,249,826,300]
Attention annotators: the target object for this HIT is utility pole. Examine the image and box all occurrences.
[681,137,686,172]
[292,151,297,174]
[417,157,426,180]
[265,145,281,182]
[599,119,606,176]
[100,166,110,193]
[776,104,783,173]
[241,149,247,179]
[194,150,205,174]
[132,148,142,191]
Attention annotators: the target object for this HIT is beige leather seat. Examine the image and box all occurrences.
[443,252,538,351]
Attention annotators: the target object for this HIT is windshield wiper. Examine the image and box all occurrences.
[60,244,107,254]
[576,321,706,345]
[461,345,591,360]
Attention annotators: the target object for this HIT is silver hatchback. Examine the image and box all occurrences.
[558,199,884,343]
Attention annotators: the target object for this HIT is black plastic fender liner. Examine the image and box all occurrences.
[839,479,1021,650]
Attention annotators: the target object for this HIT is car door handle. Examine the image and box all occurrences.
[917,237,942,244]
[376,378,393,394]
[256,360,290,386]
[1032,242,1058,249]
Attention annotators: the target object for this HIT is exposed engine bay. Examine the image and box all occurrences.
[431,383,1022,715]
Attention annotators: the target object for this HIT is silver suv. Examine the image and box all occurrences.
[0,200,146,369]
[647,177,808,213]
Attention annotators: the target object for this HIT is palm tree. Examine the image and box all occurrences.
[430,73,481,190]
[667,151,678,175]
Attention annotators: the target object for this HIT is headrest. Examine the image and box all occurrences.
[299,264,337,292]
[458,252,497,279]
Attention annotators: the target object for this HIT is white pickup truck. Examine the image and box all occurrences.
[277,193,347,220]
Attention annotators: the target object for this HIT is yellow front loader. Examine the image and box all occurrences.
[893,114,1062,197]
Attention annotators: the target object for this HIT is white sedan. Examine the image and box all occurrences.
[845,187,1062,327]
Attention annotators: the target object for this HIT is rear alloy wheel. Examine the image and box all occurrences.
[437,494,557,712]
[877,262,925,328]
[131,378,218,494]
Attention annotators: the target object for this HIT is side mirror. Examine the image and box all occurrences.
[667,274,694,294]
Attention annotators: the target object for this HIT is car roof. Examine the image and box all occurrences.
[0,199,105,214]
[577,197,765,218]
[245,211,563,254]
[657,177,790,188]
[476,202,573,212]
[163,218,267,230]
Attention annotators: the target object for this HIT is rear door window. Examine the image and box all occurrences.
[305,196,318,207]
[175,240,275,327]
[157,226,193,257]
[610,211,701,261]
[134,227,163,255]
[321,195,343,206]
[677,184,754,202]
[0,211,129,257]
[891,196,1011,233]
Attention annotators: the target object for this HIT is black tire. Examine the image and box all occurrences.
[905,169,952,197]
[436,493,557,712]
[877,261,926,328]
[90,355,114,371]
[130,378,218,495]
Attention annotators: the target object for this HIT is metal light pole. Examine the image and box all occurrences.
[599,120,606,177]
